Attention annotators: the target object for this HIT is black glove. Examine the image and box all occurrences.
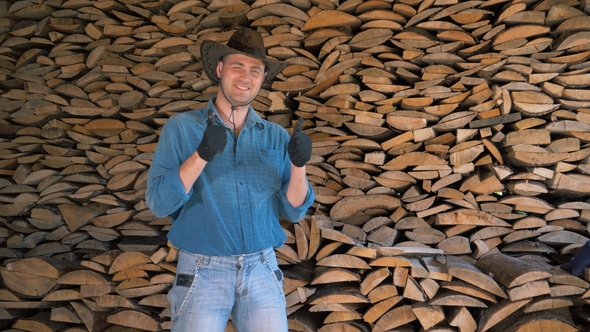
[288,117,312,167]
[197,109,227,161]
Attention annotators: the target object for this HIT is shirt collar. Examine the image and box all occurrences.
[205,98,267,131]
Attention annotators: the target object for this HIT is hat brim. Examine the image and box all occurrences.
[200,40,286,85]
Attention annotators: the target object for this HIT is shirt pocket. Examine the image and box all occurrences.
[250,148,283,192]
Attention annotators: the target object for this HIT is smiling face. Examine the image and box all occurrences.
[216,53,267,110]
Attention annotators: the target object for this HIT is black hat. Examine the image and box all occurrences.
[200,28,286,85]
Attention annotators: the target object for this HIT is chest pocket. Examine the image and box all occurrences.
[249,148,283,192]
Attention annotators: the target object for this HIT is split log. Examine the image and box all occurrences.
[2,0,590,331]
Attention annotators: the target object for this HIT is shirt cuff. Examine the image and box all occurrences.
[279,182,314,222]
[166,166,192,199]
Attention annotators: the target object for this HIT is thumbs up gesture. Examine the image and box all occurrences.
[288,118,312,167]
[197,109,227,162]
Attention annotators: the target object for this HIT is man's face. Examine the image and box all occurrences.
[216,53,267,107]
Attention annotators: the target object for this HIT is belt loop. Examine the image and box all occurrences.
[199,254,211,266]
[261,247,271,263]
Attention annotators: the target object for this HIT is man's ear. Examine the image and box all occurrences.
[216,60,223,78]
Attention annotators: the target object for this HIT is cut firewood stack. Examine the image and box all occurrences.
[1,0,590,330]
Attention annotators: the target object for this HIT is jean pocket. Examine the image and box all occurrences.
[273,269,283,283]
[269,266,284,292]
[169,260,201,320]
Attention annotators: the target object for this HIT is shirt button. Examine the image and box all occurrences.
[239,182,243,186]
[238,162,242,166]
[242,202,247,206]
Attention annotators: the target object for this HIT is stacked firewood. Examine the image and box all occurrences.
[1,0,590,330]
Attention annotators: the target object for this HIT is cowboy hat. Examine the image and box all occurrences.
[200,27,286,85]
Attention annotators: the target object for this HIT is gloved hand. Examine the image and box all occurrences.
[288,117,312,167]
[197,109,227,161]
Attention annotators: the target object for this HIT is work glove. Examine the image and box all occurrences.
[197,109,227,161]
[288,117,312,167]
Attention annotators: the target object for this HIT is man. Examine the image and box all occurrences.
[146,27,315,331]
[560,239,590,277]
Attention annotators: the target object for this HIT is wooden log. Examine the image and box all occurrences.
[373,304,416,332]
[430,290,488,308]
[478,298,532,332]
[362,295,402,324]
[485,307,577,332]
[107,309,160,331]
[445,255,507,298]
[447,306,477,332]
[2,1,590,331]
[412,302,445,330]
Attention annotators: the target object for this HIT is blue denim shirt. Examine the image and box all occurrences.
[146,98,314,256]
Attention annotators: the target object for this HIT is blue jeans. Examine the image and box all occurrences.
[168,247,287,332]
[561,239,590,277]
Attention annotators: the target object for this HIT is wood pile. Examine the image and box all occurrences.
[2,0,590,330]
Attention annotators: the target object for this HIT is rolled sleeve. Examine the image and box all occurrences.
[146,166,191,218]
[146,115,196,218]
[278,182,315,222]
